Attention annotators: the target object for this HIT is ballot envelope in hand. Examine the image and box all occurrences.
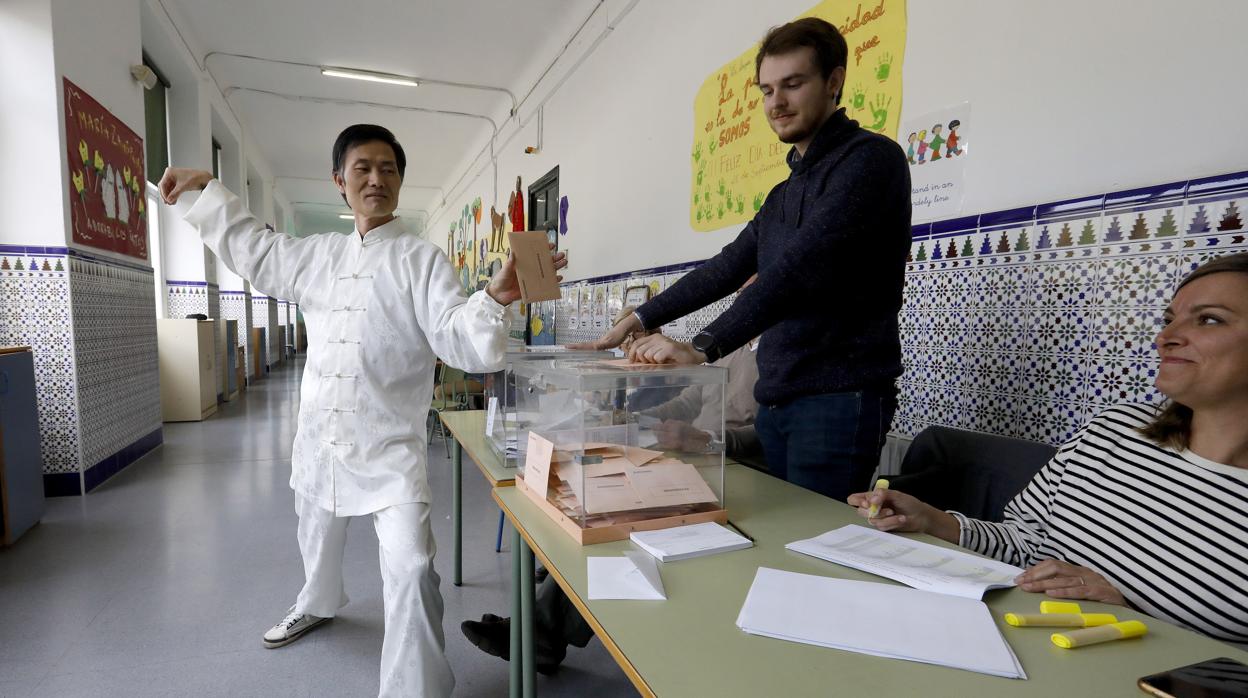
[508,230,561,302]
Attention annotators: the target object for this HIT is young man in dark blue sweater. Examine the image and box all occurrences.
[585,17,912,500]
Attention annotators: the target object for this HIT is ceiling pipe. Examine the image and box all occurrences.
[204,51,519,115]
[432,0,639,224]
[222,86,500,134]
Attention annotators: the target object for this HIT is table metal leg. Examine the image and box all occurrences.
[452,438,463,586]
[510,528,523,698]
[519,536,537,697]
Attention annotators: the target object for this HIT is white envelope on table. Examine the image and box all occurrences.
[627,460,719,508]
[588,551,666,600]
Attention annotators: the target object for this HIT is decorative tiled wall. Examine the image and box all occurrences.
[251,295,281,369]
[894,173,1246,445]
[0,247,81,473]
[553,170,1248,447]
[220,290,251,373]
[268,300,281,364]
[168,280,224,398]
[278,299,292,355]
[208,285,221,397]
[166,280,210,318]
[70,254,162,488]
[0,244,162,493]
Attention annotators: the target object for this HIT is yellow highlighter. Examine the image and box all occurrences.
[1040,601,1082,614]
[1051,620,1148,649]
[1005,613,1118,628]
[867,478,890,519]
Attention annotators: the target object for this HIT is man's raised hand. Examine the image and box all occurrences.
[158,167,214,205]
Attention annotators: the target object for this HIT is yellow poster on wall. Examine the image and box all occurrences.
[690,0,906,231]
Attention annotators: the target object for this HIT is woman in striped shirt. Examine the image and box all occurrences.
[850,252,1248,646]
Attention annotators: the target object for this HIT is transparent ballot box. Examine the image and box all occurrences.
[483,346,614,464]
[512,359,729,544]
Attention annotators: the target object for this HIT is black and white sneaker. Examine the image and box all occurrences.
[263,605,329,649]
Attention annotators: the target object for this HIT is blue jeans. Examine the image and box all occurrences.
[755,389,897,501]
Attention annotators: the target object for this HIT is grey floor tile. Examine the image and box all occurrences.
[30,650,308,698]
[0,679,44,698]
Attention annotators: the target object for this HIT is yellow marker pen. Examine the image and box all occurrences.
[1051,620,1148,649]
[1040,601,1082,614]
[867,478,890,519]
[1004,613,1117,628]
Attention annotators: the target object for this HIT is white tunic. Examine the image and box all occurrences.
[183,180,508,516]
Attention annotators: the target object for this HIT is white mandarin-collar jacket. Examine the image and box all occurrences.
[183,180,508,516]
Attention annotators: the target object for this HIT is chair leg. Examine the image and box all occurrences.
[440,416,451,459]
[495,509,505,553]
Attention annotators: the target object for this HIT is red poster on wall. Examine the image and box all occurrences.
[64,77,148,260]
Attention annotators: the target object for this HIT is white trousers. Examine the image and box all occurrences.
[293,494,455,698]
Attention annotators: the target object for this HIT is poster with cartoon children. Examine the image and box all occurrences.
[899,103,970,221]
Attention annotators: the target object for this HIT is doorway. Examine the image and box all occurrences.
[526,166,559,344]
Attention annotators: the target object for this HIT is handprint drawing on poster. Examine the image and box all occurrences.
[688,0,906,231]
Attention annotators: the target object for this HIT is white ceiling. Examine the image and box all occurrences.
[160,0,599,236]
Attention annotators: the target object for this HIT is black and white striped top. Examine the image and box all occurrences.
[951,403,1248,647]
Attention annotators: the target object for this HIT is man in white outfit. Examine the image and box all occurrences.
[160,124,566,697]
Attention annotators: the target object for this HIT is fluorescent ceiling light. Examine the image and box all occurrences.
[338,214,354,219]
[321,66,419,87]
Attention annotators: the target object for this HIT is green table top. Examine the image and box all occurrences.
[494,464,1248,698]
[439,410,517,487]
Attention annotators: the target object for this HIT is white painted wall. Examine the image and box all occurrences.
[0,0,149,256]
[50,0,147,267]
[427,0,1248,282]
[0,0,64,247]
[139,0,285,298]
[901,0,1248,220]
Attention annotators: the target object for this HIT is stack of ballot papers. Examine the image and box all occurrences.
[630,522,752,562]
[587,551,666,600]
[785,525,1023,599]
[524,433,719,524]
[736,568,1026,679]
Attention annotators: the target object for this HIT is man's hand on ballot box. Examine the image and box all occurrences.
[627,334,706,365]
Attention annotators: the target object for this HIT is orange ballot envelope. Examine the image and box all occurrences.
[527,438,719,515]
[508,230,561,302]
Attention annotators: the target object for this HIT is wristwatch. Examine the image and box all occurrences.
[691,331,721,363]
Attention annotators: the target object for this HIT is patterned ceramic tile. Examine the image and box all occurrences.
[555,174,1248,446]
[251,295,281,367]
[1184,193,1246,237]
[1,247,162,480]
[220,291,251,372]
[71,258,161,472]
[0,251,80,473]
[166,282,210,318]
